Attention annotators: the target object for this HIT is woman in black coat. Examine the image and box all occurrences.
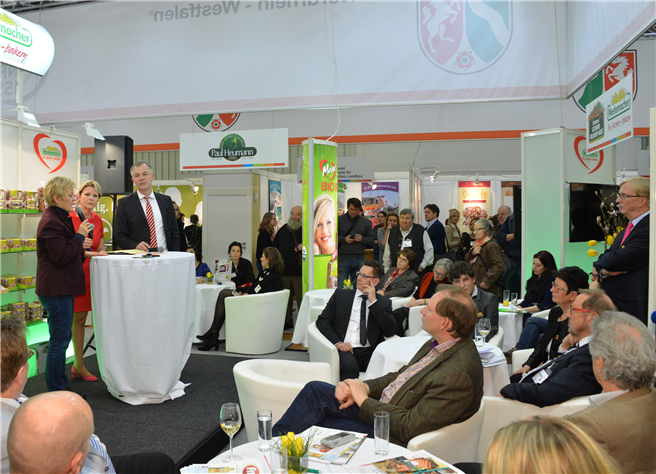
[228,241,255,288]
[255,212,277,273]
[197,247,284,350]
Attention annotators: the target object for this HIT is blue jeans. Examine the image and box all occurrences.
[39,295,75,391]
[338,255,365,289]
[272,381,375,438]
[515,316,549,349]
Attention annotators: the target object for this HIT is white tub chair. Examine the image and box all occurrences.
[225,289,289,355]
[233,359,332,442]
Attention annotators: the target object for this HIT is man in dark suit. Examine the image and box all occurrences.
[113,161,179,252]
[424,204,446,261]
[499,289,615,407]
[273,286,484,447]
[448,261,499,342]
[317,260,397,380]
[594,177,650,325]
[564,311,656,474]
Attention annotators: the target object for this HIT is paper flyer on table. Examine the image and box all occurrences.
[346,450,462,473]
[307,427,368,464]
[180,458,264,474]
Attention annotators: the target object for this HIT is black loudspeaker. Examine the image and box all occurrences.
[94,136,134,194]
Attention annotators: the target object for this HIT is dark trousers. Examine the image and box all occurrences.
[272,381,375,438]
[111,452,179,474]
[338,346,374,380]
[338,255,365,289]
[282,275,303,326]
[39,294,75,391]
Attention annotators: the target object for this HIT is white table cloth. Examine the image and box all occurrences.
[210,438,460,474]
[291,288,335,345]
[90,253,195,405]
[362,336,510,396]
[193,281,236,342]
[498,304,524,351]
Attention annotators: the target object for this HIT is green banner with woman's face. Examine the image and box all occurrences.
[302,140,338,293]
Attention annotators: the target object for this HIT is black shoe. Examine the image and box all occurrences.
[503,347,517,359]
[196,330,215,342]
[284,323,294,330]
[198,338,220,351]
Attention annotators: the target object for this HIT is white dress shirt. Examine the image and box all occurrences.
[344,289,375,348]
[137,190,168,250]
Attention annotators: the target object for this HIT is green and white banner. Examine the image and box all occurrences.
[302,139,337,293]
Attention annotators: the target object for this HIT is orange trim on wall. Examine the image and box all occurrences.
[80,128,650,155]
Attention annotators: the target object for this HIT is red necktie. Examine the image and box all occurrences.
[144,197,158,249]
[619,222,633,247]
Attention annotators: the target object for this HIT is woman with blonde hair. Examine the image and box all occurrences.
[68,180,108,381]
[444,209,461,259]
[313,194,336,256]
[36,176,93,391]
[483,416,620,474]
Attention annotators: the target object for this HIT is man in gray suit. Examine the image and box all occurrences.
[448,261,499,341]
[564,311,656,474]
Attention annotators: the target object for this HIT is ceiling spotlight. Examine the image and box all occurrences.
[85,123,105,140]
[429,176,435,183]
[16,106,40,128]
[192,185,200,195]
[474,173,480,186]
[372,184,377,190]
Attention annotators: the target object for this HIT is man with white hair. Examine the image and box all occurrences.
[383,208,433,274]
[565,311,656,474]
[273,206,304,328]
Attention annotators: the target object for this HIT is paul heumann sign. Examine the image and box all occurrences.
[0,8,55,76]
[180,128,288,170]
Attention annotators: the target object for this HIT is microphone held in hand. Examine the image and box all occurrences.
[75,206,93,241]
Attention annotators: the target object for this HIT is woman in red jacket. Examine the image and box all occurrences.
[36,177,92,391]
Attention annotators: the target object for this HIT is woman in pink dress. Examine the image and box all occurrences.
[69,180,108,381]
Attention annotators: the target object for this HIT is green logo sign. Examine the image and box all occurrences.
[208,134,257,162]
[0,14,32,47]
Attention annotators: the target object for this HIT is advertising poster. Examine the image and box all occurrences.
[458,181,491,231]
[361,182,399,228]
[586,72,633,153]
[302,140,338,293]
[269,180,283,224]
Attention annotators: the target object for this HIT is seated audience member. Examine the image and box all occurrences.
[500,289,615,407]
[505,266,588,362]
[391,258,454,335]
[274,286,483,447]
[376,249,420,298]
[187,246,211,278]
[589,266,601,290]
[518,250,557,313]
[316,260,396,380]
[479,417,620,474]
[227,241,255,288]
[563,311,656,474]
[448,261,499,342]
[1,318,177,474]
[197,247,285,351]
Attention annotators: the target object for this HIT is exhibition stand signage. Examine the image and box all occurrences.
[458,181,491,231]
[586,72,633,153]
[338,157,374,182]
[0,8,54,76]
[179,128,288,170]
[302,139,338,293]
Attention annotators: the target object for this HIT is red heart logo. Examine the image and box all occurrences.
[218,113,240,128]
[573,136,604,174]
[34,133,67,174]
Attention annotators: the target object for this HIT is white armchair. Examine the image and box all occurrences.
[225,289,290,355]
[487,326,504,349]
[475,395,590,462]
[233,359,332,442]
[511,348,534,373]
[309,305,325,325]
[390,296,412,310]
[407,398,485,465]
[405,305,426,336]
[307,321,342,385]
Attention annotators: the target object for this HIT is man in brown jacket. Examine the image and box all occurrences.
[564,311,656,474]
[273,286,484,446]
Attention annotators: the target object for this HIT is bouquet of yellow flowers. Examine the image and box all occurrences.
[343,278,353,290]
[273,430,317,474]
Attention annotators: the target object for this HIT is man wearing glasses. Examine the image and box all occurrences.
[499,289,615,407]
[594,177,650,325]
[316,260,397,380]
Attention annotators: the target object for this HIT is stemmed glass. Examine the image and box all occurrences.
[220,402,242,462]
[477,318,491,341]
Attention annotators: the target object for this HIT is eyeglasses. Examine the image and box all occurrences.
[24,348,34,364]
[551,282,567,293]
[589,272,598,280]
[570,307,592,315]
[617,193,640,200]
[356,272,377,279]
[433,271,445,279]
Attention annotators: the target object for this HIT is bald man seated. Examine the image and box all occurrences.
[1,318,178,474]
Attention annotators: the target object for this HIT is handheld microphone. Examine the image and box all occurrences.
[651,311,656,325]
[75,206,93,243]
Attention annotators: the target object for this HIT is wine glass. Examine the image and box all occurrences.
[220,402,242,462]
[477,318,491,342]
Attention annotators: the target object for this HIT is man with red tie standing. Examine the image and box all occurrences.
[114,161,179,252]
[594,177,650,325]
